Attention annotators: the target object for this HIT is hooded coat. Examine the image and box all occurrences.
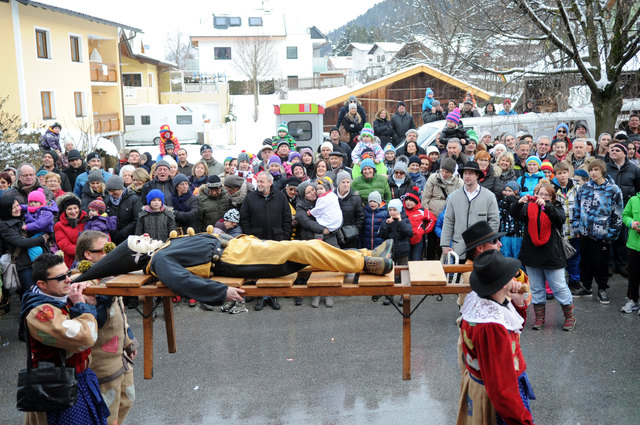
[104,189,141,246]
[422,170,464,217]
[198,186,231,229]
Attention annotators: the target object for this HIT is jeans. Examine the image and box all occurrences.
[409,238,424,261]
[527,266,573,305]
[500,236,522,258]
[565,237,581,283]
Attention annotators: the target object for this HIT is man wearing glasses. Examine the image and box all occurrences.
[20,253,110,424]
[535,136,557,165]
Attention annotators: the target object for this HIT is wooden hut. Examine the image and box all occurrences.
[324,64,491,132]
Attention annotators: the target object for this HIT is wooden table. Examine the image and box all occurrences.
[84,263,472,380]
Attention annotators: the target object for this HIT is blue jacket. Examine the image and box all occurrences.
[422,88,434,111]
[572,175,623,242]
[518,171,544,196]
[360,203,388,250]
[73,169,112,196]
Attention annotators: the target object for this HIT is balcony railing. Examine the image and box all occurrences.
[93,113,120,134]
[90,62,117,83]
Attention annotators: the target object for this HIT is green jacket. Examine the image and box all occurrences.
[622,193,640,251]
[351,174,391,205]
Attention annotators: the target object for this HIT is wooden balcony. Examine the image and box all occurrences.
[93,113,120,133]
[90,62,118,83]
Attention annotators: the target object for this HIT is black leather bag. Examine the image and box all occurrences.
[17,321,77,412]
[340,224,359,242]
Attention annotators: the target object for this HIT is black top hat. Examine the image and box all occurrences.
[459,161,484,178]
[462,221,506,254]
[470,250,521,297]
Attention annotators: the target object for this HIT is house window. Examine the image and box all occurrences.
[148,73,153,88]
[122,73,142,87]
[35,29,50,59]
[214,47,231,60]
[214,16,228,29]
[141,115,151,125]
[70,36,81,62]
[73,92,85,117]
[229,17,241,26]
[124,115,135,126]
[176,115,192,125]
[248,17,263,26]
[41,91,53,119]
[286,46,298,59]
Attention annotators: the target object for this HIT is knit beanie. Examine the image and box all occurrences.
[86,151,101,162]
[277,122,289,134]
[330,127,340,135]
[505,181,520,195]
[393,161,408,174]
[27,187,46,205]
[284,177,302,187]
[361,158,376,171]
[360,123,374,139]
[155,159,170,170]
[349,103,357,111]
[290,163,306,176]
[237,151,251,163]
[397,101,406,109]
[43,150,59,163]
[224,174,244,188]
[316,176,333,192]
[540,161,554,173]
[172,173,189,189]
[88,197,106,214]
[207,175,222,188]
[574,169,589,179]
[268,154,282,166]
[526,156,542,168]
[408,155,421,166]
[67,149,82,161]
[446,108,461,124]
[146,189,165,205]
[36,170,48,177]
[223,208,240,223]
[300,147,313,158]
[388,198,403,213]
[58,194,81,213]
[88,169,103,183]
[321,141,333,151]
[426,146,440,156]
[276,139,290,149]
[288,151,301,162]
[368,191,382,205]
[200,144,212,154]
[555,123,569,135]
[106,175,125,191]
[384,144,396,154]
[335,170,351,187]
[440,157,457,174]
[404,186,421,205]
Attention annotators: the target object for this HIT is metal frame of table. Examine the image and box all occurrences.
[84,264,472,380]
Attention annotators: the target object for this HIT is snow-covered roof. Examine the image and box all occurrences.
[368,42,404,55]
[346,43,374,53]
[191,10,287,38]
[327,56,353,70]
[120,32,177,68]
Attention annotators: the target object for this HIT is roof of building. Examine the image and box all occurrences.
[191,10,287,38]
[327,56,353,70]
[19,0,141,33]
[120,33,177,69]
[346,43,375,53]
[325,63,492,108]
[368,42,404,55]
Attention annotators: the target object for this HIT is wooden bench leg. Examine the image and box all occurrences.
[143,297,154,379]
[163,297,177,353]
[402,294,411,380]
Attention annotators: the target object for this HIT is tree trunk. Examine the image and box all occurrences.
[253,78,259,122]
[591,86,623,137]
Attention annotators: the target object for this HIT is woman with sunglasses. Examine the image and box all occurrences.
[552,123,573,150]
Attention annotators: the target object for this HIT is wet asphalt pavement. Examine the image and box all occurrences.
[1,273,639,425]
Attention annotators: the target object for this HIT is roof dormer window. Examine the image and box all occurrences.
[214,16,228,29]
[229,17,241,26]
[248,17,263,26]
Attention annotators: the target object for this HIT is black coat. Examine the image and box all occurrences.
[172,193,200,233]
[0,218,47,271]
[479,166,504,199]
[336,104,367,130]
[378,213,413,259]
[39,166,71,192]
[440,126,469,147]
[105,189,141,245]
[338,190,365,247]
[606,158,640,204]
[373,118,395,147]
[510,200,566,269]
[141,178,176,207]
[388,175,413,199]
[421,108,445,124]
[295,198,339,246]
[390,113,416,147]
[63,163,86,189]
[240,189,292,241]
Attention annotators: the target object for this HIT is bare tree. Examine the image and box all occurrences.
[233,37,278,122]
[165,30,195,69]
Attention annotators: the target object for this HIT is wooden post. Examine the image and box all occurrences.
[402,294,411,380]
[143,297,154,379]
[163,298,177,353]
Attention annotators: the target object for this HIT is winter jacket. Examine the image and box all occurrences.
[622,193,640,252]
[441,186,500,256]
[73,169,112,196]
[572,175,623,242]
[135,206,176,241]
[336,103,367,131]
[388,175,413,199]
[203,157,224,177]
[390,112,416,147]
[295,197,338,246]
[0,218,47,271]
[378,213,413,259]
[214,220,243,237]
[84,214,117,234]
[337,189,365,246]
[606,158,640,204]
[553,178,579,238]
[198,186,231,229]
[271,134,297,150]
[403,200,436,245]
[38,166,72,192]
[141,178,176,207]
[240,189,292,241]
[4,181,54,205]
[460,109,480,118]
[396,144,426,158]
[478,165,503,199]
[104,189,141,246]
[422,89,433,111]
[518,171,544,197]
[408,172,427,193]
[373,118,395,147]
[436,151,470,170]
[422,170,463,217]
[39,127,61,151]
[360,203,388,250]
[80,183,107,212]
[172,192,200,233]
[53,211,88,267]
[351,174,391,205]
[63,163,86,189]
[340,112,364,148]
[511,199,567,269]
[497,168,517,186]
[23,203,58,234]
[440,126,469,148]
[421,108,445,124]
[498,196,524,237]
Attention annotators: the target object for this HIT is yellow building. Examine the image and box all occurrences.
[1,0,140,144]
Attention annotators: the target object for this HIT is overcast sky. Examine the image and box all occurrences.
[41,0,382,57]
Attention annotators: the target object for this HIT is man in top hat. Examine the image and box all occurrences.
[441,161,499,259]
[456,250,534,424]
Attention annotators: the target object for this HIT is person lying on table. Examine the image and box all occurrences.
[73,229,394,307]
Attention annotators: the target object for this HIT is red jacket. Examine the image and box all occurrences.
[54,211,87,267]
[403,200,436,245]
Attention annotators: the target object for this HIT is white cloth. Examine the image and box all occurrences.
[460,291,524,333]
[310,191,343,232]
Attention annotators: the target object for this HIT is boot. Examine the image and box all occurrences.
[561,303,576,331]
[371,239,394,259]
[532,303,545,330]
[363,257,393,275]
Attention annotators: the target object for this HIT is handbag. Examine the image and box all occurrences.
[340,224,359,242]
[1,249,21,291]
[556,229,577,259]
[17,320,78,412]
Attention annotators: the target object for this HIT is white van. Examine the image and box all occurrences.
[124,103,212,145]
[412,109,597,151]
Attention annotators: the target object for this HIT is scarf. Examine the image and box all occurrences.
[527,201,551,246]
[110,194,123,205]
[392,176,405,187]
[409,172,422,182]
[172,192,192,212]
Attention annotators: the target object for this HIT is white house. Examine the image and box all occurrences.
[190,7,328,87]
[345,43,374,74]
[367,42,404,78]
